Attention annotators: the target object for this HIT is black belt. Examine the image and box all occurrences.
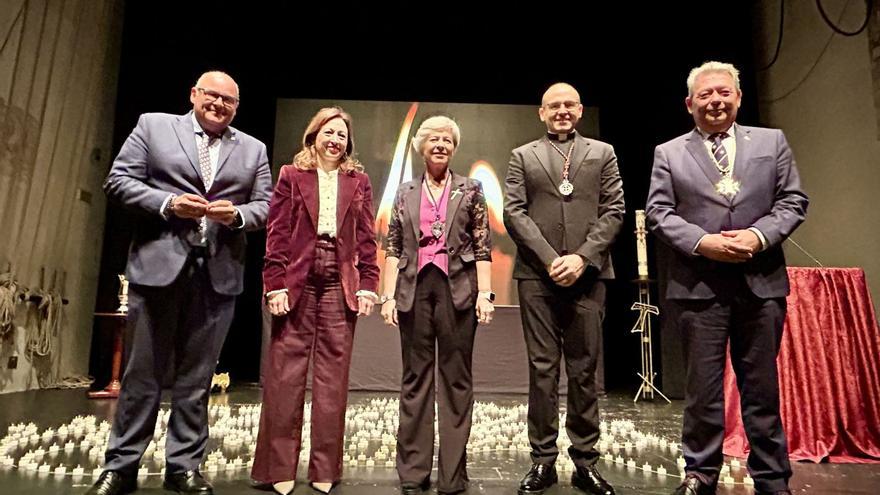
[316,233,336,249]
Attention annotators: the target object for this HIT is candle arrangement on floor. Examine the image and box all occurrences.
[0,399,755,487]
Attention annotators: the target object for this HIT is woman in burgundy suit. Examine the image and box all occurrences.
[252,107,380,495]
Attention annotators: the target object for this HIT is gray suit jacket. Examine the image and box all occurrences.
[104,112,273,296]
[503,133,625,281]
[385,173,492,312]
[646,124,808,300]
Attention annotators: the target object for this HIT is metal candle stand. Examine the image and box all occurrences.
[631,210,670,404]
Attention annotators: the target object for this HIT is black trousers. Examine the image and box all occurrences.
[517,275,605,467]
[396,265,477,493]
[669,276,791,493]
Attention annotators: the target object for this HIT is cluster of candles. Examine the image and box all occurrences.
[0,400,753,486]
[593,420,752,486]
[1,416,111,478]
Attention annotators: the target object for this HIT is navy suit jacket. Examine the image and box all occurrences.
[646,124,808,300]
[104,112,273,295]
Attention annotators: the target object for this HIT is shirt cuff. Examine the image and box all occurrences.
[356,290,378,303]
[693,234,709,255]
[265,288,288,298]
[748,227,768,251]
[160,193,176,220]
[231,207,246,230]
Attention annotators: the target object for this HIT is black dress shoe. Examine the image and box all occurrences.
[163,470,213,493]
[518,463,558,494]
[400,478,430,494]
[572,464,615,495]
[673,474,715,495]
[85,471,137,495]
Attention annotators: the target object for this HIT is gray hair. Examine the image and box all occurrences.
[686,61,740,96]
[411,116,461,154]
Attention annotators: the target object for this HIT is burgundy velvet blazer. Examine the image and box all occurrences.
[263,165,379,312]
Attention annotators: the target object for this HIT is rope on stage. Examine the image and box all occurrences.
[26,290,63,358]
[0,268,19,338]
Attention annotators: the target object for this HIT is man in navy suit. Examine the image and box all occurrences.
[88,71,272,495]
[647,61,808,495]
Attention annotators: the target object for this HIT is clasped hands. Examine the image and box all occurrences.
[696,229,762,263]
[170,193,237,226]
[547,254,587,287]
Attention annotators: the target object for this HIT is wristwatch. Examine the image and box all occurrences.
[380,294,395,304]
[163,194,177,218]
[478,291,495,303]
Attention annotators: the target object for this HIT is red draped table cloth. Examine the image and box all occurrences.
[723,267,880,462]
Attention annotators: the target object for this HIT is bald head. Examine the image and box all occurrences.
[539,82,583,134]
[541,83,580,106]
[195,71,239,98]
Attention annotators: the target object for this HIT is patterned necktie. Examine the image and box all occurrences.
[197,131,217,189]
[196,132,218,240]
[709,132,731,173]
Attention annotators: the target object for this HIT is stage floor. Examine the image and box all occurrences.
[1,387,877,494]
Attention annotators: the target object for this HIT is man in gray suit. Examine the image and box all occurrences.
[504,83,624,495]
[87,71,272,495]
[646,61,808,495]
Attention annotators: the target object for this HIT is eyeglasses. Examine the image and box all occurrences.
[195,87,239,108]
[544,100,580,111]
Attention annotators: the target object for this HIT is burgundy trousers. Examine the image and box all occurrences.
[252,240,357,483]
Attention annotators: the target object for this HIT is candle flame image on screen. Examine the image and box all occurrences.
[467,160,506,235]
[375,103,418,237]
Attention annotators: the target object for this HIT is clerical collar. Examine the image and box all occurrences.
[547,131,576,142]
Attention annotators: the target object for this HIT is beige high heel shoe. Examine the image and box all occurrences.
[310,481,335,493]
[272,480,294,495]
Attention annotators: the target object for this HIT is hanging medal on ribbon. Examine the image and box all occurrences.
[424,172,450,239]
[430,219,444,239]
[715,175,741,197]
[710,132,740,198]
[712,147,740,198]
[549,139,575,196]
